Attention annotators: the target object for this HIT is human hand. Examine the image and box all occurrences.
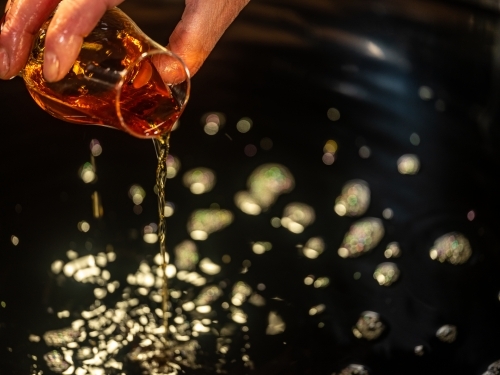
[0,0,249,81]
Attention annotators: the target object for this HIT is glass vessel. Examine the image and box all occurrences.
[18,7,190,139]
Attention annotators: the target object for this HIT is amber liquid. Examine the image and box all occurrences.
[22,8,182,138]
[154,133,171,340]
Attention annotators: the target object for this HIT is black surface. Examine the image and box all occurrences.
[1,0,500,374]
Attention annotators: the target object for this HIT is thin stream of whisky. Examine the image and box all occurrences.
[154,132,171,340]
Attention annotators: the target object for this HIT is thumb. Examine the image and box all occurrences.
[167,0,249,77]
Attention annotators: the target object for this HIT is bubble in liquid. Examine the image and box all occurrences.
[429,232,472,265]
[334,180,371,217]
[187,209,234,241]
[384,242,401,258]
[303,237,325,259]
[373,262,400,286]
[484,360,500,375]
[43,351,70,373]
[337,364,369,375]
[281,202,315,234]
[436,324,457,343]
[338,218,385,258]
[182,167,216,195]
[397,154,420,175]
[352,311,385,340]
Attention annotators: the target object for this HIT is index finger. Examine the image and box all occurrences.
[0,0,60,79]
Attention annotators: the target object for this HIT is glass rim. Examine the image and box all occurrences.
[114,48,191,139]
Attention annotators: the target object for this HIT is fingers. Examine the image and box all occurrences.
[168,0,249,77]
[43,0,124,81]
[0,0,60,79]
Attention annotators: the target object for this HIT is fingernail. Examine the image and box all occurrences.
[43,51,59,82]
[0,47,10,78]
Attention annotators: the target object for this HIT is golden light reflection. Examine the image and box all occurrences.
[232,282,252,306]
[436,325,457,343]
[373,262,400,286]
[129,185,146,205]
[11,235,19,246]
[174,240,199,271]
[198,258,221,275]
[236,164,295,215]
[352,311,385,340]
[303,237,325,259]
[397,154,420,175]
[281,202,315,234]
[182,168,216,195]
[384,242,401,258]
[327,108,340,121]
[166,155,181,179]
[308,304,325,316]
[43,351,69,373]
[77,221,90,232]
[338,218,384,258]
[234,191,261,215]
[194,285,223,306]
[63,255,95,277]
[334,180,370,217]
[304,276,314,286]
[51,260,64,274]
[252,241,272,255]
[429,232,472,265]
[187,209,234,241]
[313,277,330,288]
[337,364,369,375]
[236,117,253,133]
[80,162,96,184]
[90,139,102,157]
[231,308,248,324]
[265,311,285,335]
[204,113,226,135]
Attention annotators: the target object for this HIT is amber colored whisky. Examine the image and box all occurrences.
[22,9,182,138]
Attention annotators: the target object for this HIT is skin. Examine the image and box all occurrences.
[0,0,250,81]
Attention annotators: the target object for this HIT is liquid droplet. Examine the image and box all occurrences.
[373,262,400,286]
[414,345,425,356]
[384,242,401,258]
[352,311,385,340]
[266,311,286,335]
[397,154,420,175]
[484,360,500,375]
[43,351,69,373]
[187,209,234,241]
[183,167,216,195]
[337,364,369,375]
[338,218,385,258]
[334,179,370,217]
[436,324,457,343]
[429,232,472,265]
[281,202,315,234]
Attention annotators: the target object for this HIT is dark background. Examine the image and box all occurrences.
[1,0,500,374]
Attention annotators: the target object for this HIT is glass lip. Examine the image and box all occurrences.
[114,48,191,139]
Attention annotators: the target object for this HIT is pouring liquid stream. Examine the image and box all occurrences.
[154,132,171,342]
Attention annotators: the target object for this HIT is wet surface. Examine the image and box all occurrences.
[2,0,500,374]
